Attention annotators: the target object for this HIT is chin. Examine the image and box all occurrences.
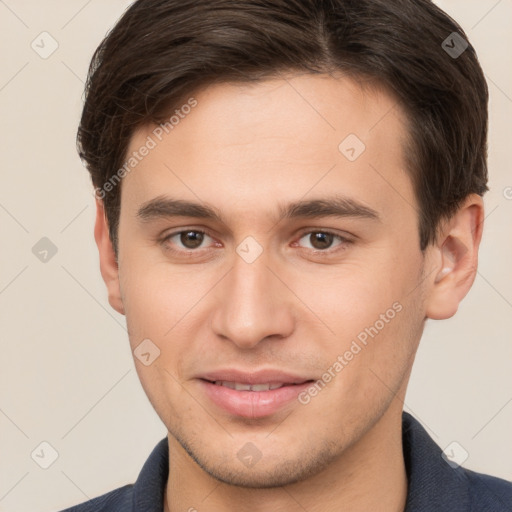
[179,435,340,489]
[200,462,317,489]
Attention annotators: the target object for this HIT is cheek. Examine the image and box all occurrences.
[120,257,207,339]
[288,254,415,340]
[299,292,423,442]
[119,261,200,422]
[290,249,424,392]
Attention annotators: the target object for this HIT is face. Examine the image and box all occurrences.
[114,73,431,487]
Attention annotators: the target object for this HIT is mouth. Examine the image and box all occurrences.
[196,371,315,418]
[208,381,295,391]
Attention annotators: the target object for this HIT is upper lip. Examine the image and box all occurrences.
[198,369,313,385]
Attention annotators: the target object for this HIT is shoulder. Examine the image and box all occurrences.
[56,484,134,512]
[464,468,512,510]
[55,437,168,512]
[402,412,512,511]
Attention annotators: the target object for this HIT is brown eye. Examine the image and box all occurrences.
[297,231,346,251]
[309,232,334,249]
[179,231,205,249]
[163,230,213,251]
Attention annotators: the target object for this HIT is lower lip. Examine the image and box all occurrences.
[199,380,313,418]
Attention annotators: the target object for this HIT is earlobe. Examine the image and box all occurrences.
[94,199,125,316]
[425,194,484,320]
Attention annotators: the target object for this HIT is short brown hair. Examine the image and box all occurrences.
[77,0,488,257]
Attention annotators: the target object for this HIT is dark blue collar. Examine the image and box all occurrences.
[402,411,470,511]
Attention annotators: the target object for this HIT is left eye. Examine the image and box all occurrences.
[297,231,345,251]
[166,230,213,250]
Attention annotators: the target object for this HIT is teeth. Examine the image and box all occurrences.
[214,381,286,391]
[234,382,252,391]
[215,381,236,389]
[251,383,271,391]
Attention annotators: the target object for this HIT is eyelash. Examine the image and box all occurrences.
[159,228,353,257]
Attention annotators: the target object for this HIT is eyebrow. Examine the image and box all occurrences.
[280,197,380,222]
[136,194,380,224]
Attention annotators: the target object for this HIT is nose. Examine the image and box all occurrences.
[210,249,296,350]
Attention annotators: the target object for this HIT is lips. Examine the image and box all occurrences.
[197,369,315,418]
[199,369,311,386]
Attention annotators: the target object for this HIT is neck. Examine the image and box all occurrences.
[163,404,407,512]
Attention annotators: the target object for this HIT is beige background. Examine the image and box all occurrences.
[0,1,511,511]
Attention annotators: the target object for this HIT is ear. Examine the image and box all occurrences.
[425,194,484,320]
[94,199,125,315]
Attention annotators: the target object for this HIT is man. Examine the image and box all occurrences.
[60,0,512,510]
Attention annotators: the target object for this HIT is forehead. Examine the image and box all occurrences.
[121,73,414,224]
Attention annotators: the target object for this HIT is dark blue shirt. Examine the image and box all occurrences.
[58,412,512,511]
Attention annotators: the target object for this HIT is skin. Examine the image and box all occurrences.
[94,72,484,512]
